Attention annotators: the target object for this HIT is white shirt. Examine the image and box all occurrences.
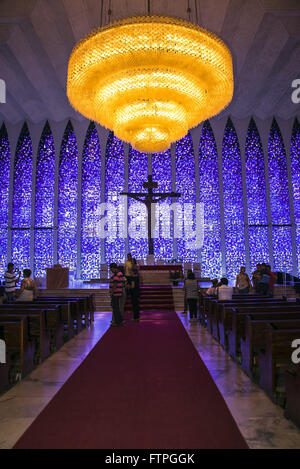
[217,285,233,300]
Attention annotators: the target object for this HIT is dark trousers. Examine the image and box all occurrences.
[238,287,249,294]
[130,289,140,320]
[6,291,15,301]
[111,296,123,325]
[258,283,269,296]
[188,298,198,319]
[184,292,188,312]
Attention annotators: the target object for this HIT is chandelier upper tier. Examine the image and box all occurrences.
[67,16,234,153]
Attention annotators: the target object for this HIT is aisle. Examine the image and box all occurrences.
[14,292,248,449]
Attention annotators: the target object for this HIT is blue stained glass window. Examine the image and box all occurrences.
[199,121,222,278]
[0,229,8,278]
[0,124,10,277]
[128,147,148,259]
[152,149,173,260]
[175,132,197,262]
[34,230,54,277]
[12,123,32,228]
[81,122,102,279]
[290,118,300,275]
[58,121,78,271]
[11,123,33,271]
[34,121,55,277]
[222,118,246,280]
[268,119,291,224]
[248,226,269,270]
[105,132,125,263]
[12,230,30,273]
[245,118,269,271]
[268,119,292,272]
[272,226,293,273]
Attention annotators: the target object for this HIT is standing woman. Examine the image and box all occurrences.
[184,271,199,322]
[16,269,38,302]
[235,266,252,294]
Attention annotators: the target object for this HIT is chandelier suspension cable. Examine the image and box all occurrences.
[108,0,112,22]
[195,0,199,25]
[147,0,151,16]
[187,0,191,22]
[100,0,103,27]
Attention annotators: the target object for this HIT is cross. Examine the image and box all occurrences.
[120,175,181,255]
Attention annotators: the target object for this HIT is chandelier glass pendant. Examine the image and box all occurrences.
[67,16,234,153]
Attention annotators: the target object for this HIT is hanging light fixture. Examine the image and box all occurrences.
[67,16,234,153]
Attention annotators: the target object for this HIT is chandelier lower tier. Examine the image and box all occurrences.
[67,16,234,153]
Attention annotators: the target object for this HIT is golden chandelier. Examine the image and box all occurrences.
[67,16,234,153]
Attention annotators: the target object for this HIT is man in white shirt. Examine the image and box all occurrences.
[217,277,233,301]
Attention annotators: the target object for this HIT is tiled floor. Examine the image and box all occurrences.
[0,312,111,449]
[1,311,300,449]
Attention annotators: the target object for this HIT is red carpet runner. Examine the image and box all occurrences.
[14,286,248,449]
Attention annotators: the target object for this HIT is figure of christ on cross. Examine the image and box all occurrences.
[120,175,181,255]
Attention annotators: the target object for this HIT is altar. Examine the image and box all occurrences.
[139,264,183,285]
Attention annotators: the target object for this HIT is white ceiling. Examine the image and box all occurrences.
[0,0,299,125]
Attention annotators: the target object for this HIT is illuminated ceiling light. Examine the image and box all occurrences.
[67,16,234,153]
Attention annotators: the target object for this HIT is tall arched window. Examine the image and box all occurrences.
[199,121,222,278]
[11,123,33,271]
[222,118,246,280]
[0,124,10,277]
[268,119,293,272]
[152,149,173,260]
[57,121,78,271]
[245,118,269,271]
[128,147,148,259]
[175,132,197,261]
[81,122,102,279]
[291,118,300,276]
[105,132,125,262]
[34,121,55,277]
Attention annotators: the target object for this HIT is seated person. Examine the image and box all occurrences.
[216,277,233,301]
[15,269,39,302]
[205,278,218,296]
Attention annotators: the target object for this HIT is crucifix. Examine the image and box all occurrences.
[120,175,181,255]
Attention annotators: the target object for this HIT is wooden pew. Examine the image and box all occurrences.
[226,304,300,359]
[203,294,268,333]
[241,313,300,378]
[0,309,50,364]
[1,304,64,352]
[39,293,95,324]
[36,297,84,333]
[0,324,11,393]
[285,364,300,428]
[33,299,75,339]
[0,316,35,387]
[0,345,11,394]
[50,296,90,327]
[67,293,95,323]
[212,298,288,343]
[257,324,300,402]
